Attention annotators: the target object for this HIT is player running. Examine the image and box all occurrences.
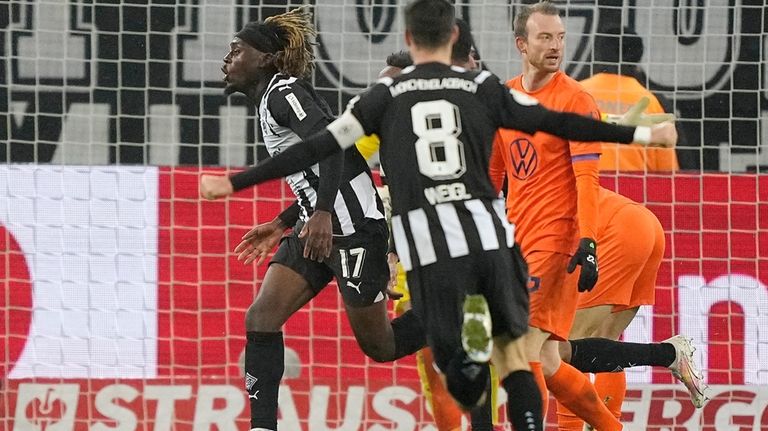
[201,1,676,429]
[219,8,425,431]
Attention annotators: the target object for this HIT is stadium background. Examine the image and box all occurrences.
[2,0,768,430]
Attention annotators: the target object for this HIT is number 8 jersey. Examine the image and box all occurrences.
[348,62,548,270]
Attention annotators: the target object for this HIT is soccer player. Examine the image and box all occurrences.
[360,23,502,430]
[554,187,707,430]
[488,3,692,430]
[201,1,676,429]
[488,168,706,428]
[218,8,425,431]
[488,5,621,428]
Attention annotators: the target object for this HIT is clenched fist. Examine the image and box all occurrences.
[200,174,234,200]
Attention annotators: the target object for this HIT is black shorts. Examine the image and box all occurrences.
[270,219,390,308]
[405,245,530,371]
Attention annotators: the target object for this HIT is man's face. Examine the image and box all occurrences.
[517,12,565,73]
[221,37,271,95]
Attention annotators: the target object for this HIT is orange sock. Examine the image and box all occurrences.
[594,371,626,420]
[546,363,622,431]
[555,400,583,431]
[417,348,463,431]
[529,361,549,416]
[555,373,588,431]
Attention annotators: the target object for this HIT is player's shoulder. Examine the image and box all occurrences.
[266,74,316,103]
[505,75,523,90]
[554,72,598,108]
[445,66,501,89]
[556,71,590,94]
[358,79,395,103]
[266,74,299,93]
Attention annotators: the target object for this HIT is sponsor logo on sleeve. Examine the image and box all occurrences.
[285,93,307,121]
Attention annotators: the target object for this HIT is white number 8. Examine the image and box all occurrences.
[411,100,466,180]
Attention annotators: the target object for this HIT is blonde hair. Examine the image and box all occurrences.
[266,7,317,78]
[513,1,560,39]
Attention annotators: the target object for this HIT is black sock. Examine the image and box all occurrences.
[569,338,677,373]
[246,331,284,430]
[391,309,427,359]
[469,369,494,431]
[444,351,490,409]
[503,370,542,431]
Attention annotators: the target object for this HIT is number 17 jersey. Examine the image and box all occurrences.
[348,62,549,270]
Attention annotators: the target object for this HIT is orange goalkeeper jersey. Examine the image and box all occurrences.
[490,71,602,255]
[580,73,679,172]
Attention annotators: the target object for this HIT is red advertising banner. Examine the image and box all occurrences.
[2,167,768,430]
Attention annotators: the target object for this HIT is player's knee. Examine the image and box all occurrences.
[559,340,573,363]
[539,344,561,377]
[357,340,395,362]
[245,300,286,332]
[522,327,549,360]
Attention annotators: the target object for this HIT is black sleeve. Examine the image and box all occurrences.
[349,83,391,136]
[277,201,301,228]
[479,74,549,135]
[537,110,636,144]
[485,77,637,144]
[316,149,343,212]
[269,82,333,140]
[230,130,342,192]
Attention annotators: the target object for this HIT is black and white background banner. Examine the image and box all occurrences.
[1,0,765,170]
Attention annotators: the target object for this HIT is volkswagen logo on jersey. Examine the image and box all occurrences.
[508,138,538,180]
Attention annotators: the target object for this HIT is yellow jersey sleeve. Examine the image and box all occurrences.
[354,134,381,160]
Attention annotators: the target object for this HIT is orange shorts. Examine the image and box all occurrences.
[527,250,580,341]
[578,203,664,312]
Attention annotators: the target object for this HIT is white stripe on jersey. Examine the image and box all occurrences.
[435,203,469,258]
[408,209,437,267]
[349,172,385,221]
[464,199,500,251]
[333,192,355,236]
[392,215,412,271]
[491,199,515,248]
[474,70,492,84]
[259,74,380,237]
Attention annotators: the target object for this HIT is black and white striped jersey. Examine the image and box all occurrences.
[259,73,384,236]
[343,62,550,270]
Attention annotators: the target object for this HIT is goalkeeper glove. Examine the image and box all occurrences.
[567,238,598,292]
[602,96,676,126]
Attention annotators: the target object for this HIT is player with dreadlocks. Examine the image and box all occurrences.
[220,8,426,431]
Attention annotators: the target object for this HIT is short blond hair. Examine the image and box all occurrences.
[513,1,560,39]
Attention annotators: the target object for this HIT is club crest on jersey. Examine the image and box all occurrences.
[508,138,538,180]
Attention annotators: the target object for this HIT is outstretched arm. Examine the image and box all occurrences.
[200,111,365,200]
[230,130,341,192]
[536,109,676,147]
[495,84,677,147]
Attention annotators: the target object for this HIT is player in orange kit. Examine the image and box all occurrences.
[555,187,707,430]
[488,3,621,430]
[489,3,704,430]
